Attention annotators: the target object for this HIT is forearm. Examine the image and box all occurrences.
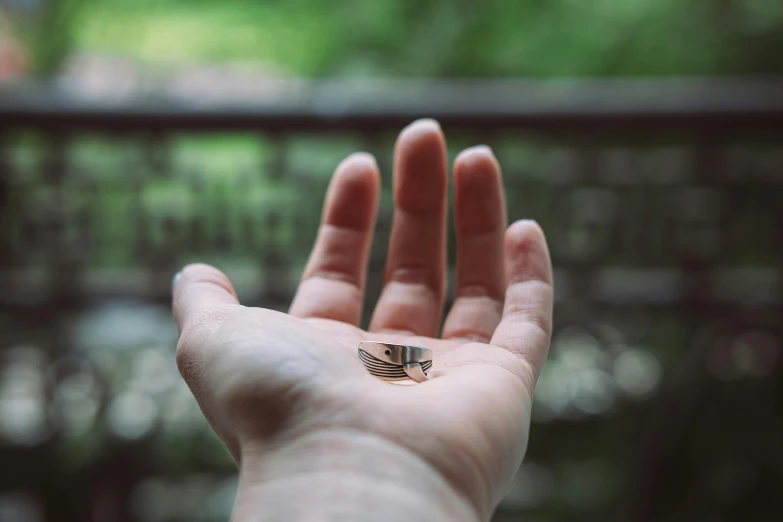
[233,429,481,522]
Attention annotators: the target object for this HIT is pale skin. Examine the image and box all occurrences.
[172,119,554,521]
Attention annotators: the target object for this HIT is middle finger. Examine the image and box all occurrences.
[369,119,448,336]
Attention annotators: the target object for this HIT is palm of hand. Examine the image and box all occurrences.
[173,120,553,518]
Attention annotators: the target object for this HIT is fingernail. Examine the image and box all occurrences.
[403,118,441,133]
[172,271,181,290]
[456,145,496,165]
[344,151,378,168]
[463,144,494,157]
[414,117,440,127]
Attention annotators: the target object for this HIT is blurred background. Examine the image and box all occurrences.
[1,0,782,521]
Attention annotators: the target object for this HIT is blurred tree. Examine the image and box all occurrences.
[6,0,782,78]
[2,0,85,77]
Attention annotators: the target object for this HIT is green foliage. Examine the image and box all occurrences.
[10,0,86,76]
[9,0,783,77]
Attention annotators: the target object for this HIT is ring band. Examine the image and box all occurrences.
[358,341,433,383]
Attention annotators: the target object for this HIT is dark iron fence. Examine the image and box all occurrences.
[1,79,782,522]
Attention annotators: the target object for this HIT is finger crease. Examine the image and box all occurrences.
[387,266,443,297]
[502,307,552,339]
[508,273,554,288]
[305,269,363,289]
[444,327,492,343]
[321,221,373,236]
[396,203,447,217]
[454,284,504,303]
[373,327,419,337]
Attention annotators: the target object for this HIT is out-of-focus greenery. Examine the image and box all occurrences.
[8,0,783,77]
[4,0,84,76]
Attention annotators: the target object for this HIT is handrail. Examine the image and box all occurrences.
[2,78,783,132]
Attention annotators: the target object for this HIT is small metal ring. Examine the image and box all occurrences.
[358,341,433,383]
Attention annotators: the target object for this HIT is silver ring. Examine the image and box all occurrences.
[358,341,433,383]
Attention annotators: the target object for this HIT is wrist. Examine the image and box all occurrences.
[233,428,481,522]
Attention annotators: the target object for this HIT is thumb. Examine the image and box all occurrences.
[172,263,240,337]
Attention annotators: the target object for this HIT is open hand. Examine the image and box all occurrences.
[172,119,553,521]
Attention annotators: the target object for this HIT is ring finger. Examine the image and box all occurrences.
[442,146,506,342]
